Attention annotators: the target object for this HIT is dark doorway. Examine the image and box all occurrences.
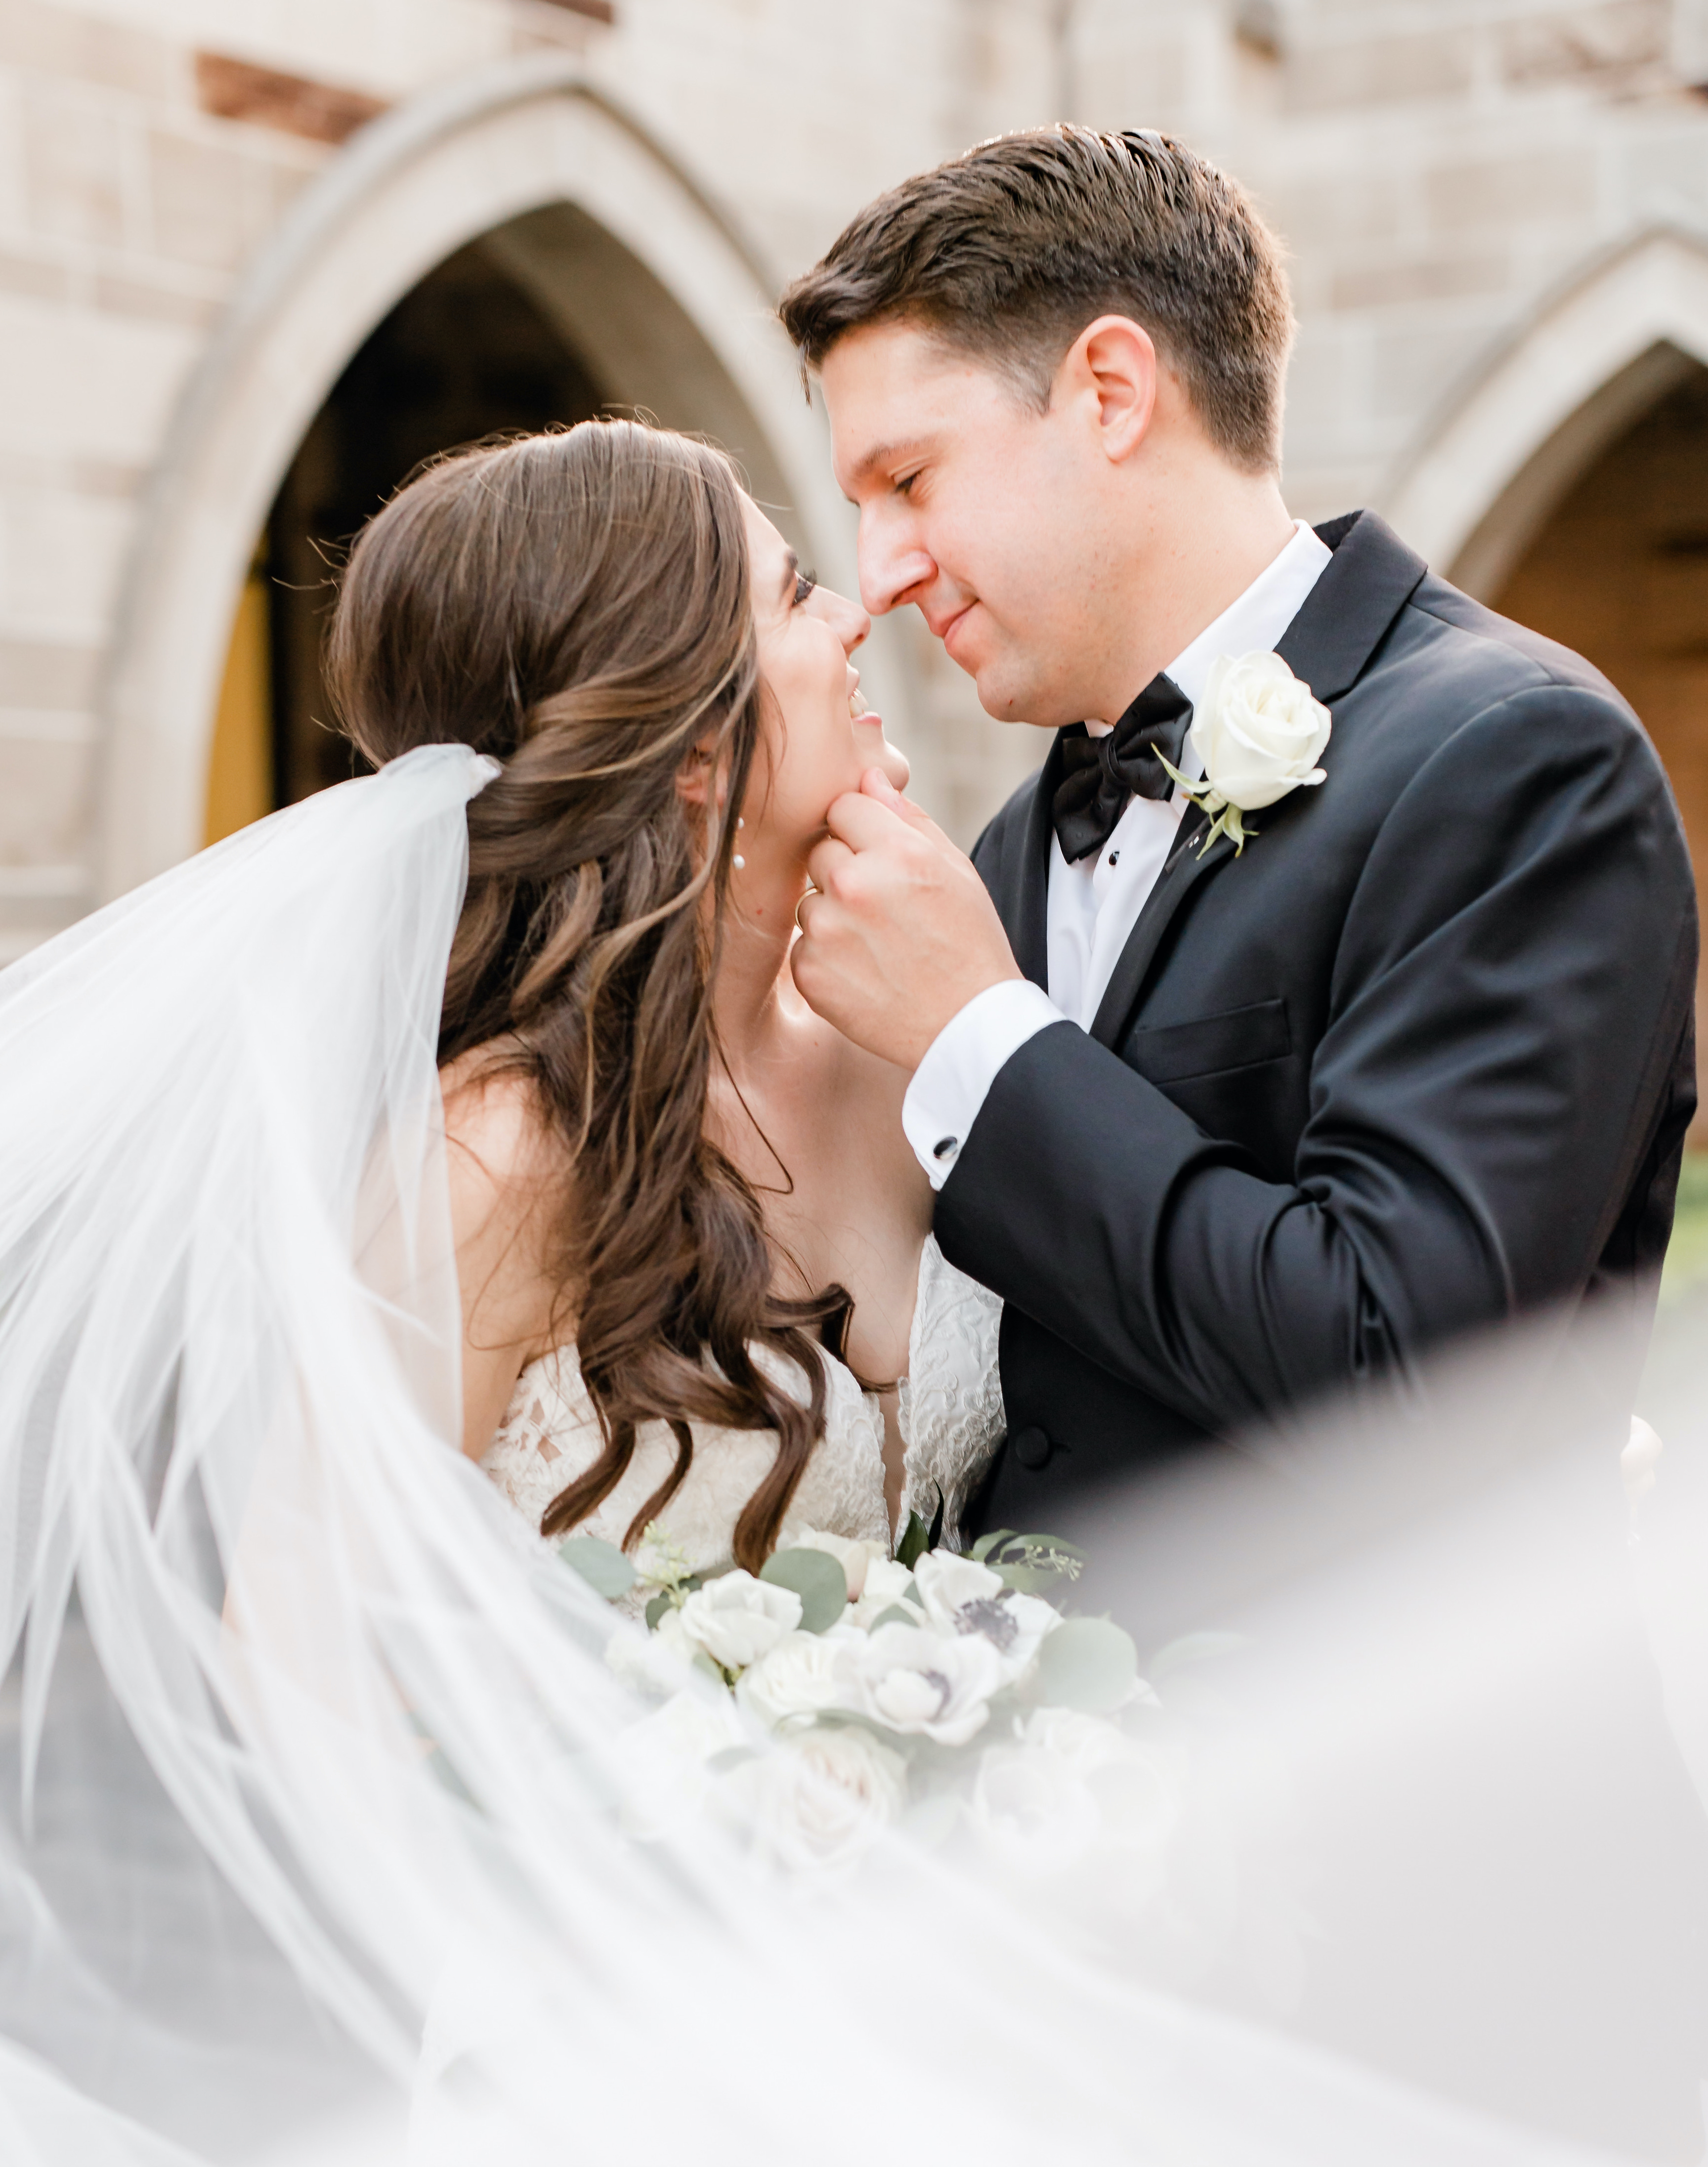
[1492,362,1708,1139]
[265,235,606,806]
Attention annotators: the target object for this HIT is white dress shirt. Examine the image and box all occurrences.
[902,519,1333,1188]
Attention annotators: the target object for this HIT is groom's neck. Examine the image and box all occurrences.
[1089,457,1298,722]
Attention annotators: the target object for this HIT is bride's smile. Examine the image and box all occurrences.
[730,496,909,910]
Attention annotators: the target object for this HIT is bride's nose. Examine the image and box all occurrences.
[826,586,871,655]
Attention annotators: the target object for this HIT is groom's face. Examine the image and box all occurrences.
[821,317,1110,728]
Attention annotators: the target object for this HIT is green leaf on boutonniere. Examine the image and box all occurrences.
[760,1547,848,1632]
[1157,754,1252,858]
[557,1534,638,1601]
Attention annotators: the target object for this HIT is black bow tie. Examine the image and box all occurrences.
[1051,673,1194,864]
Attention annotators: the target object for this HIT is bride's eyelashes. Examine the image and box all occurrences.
[793,567,818,607]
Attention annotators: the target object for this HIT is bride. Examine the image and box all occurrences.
[319,419,1002,1568]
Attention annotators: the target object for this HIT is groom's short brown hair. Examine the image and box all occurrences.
[779,127,1292,474]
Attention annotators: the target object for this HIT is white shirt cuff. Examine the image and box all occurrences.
[902,978,1067,1190]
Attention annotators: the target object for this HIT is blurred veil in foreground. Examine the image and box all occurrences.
[0,746,1705,2167]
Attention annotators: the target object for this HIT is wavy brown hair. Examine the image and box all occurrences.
[327,420,845,1572]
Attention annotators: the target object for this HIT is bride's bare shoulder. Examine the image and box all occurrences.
[440,1046,558,1186]
[439,1047,570,1297]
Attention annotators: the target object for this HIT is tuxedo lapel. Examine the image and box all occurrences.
[1087,511,1429,1052]
[989,733,1064,990]
[1089,809,1232,1046]
[1274,510,1427,700]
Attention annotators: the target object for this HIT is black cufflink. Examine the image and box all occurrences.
[932,1136,958,1160]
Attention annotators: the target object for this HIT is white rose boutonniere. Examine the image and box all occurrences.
[1162,651,1331,856]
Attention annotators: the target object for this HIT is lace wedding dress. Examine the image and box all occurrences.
[483,1232,1004,1574]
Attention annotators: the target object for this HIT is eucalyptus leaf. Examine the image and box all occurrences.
[643,1592,673,1631]
[969,1529,1015,1564]
[557,1534,637,1600]
[759,1547,847,1632]
[994,1563,1068,1595]
[1035,1617,1139,1714]
[865,1603,921,1633]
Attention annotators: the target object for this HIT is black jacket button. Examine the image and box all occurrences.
[1009,1425,1051,1470]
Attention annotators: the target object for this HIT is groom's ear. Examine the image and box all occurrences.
[1059,315,1158,467]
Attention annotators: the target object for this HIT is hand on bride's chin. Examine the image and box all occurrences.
[854,722,910,797]
[790,768,1023,1069]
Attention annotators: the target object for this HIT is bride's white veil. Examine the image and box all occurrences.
[0,746,1701,2166]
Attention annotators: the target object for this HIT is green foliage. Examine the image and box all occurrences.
[1662,1152,1708,1303]
[895,1508,934,1571]
[970,1530,1086,1596]
[759,1547,847,1633]
[643,1591,673,1631]
[557,1534,637,1601]
[864,1603,921,1633]
[1034,1616,1138,1714]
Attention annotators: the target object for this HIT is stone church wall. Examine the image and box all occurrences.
[3,0,1708,969]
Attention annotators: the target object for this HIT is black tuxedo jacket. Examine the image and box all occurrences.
[941,510,1699,1536]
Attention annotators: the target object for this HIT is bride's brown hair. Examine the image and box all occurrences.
[327,419,843,1571]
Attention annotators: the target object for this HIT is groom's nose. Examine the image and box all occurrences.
[858,505,937,619]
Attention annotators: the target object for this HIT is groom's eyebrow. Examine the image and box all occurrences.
[843,437,931,495]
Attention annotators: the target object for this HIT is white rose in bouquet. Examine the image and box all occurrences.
[737,1628,861,1730]
[848,1622,1004,1746]
[614,1687,744,1839]
[678,1570,802,1671]
[605,1605,694,1697]
[849,1556,925,1629]
[1018,1706,1136,1774]
[788,1527,887,1602]
[850,1560,928,1629]
[738,1724,908,1879]
[912,1551,1059,1682]
[1189,651,1331,813]
[970,1742,1102,1874]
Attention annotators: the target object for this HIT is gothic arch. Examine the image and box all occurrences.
[97,55,869,899]
[1380,228,1708,597]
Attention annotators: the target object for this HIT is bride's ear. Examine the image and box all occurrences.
[675,735,726,811]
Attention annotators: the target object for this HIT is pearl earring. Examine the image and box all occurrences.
[737,817,744,829]
[732,854,746,870]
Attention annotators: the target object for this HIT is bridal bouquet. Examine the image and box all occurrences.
[559,1507,1185,1883]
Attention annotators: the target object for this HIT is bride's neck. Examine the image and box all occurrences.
[709,844,808,1062]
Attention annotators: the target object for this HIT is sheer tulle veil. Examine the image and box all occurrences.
[0,746,1699,2166]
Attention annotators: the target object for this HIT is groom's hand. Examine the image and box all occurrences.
[791,769,1023,1070]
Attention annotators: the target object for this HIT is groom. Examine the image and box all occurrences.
[780,127,1698,1540]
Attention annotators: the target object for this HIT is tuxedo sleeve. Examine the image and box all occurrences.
[934,684,1698,1431]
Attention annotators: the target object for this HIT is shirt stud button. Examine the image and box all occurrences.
[1108,850,1120,865]
[932,1136,958,1161]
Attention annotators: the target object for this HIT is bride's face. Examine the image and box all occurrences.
[740,497,908,862]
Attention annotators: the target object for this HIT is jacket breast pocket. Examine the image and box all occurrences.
[1124,995,1292,1086]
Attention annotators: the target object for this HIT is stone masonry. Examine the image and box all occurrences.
[4,0,1708,962]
